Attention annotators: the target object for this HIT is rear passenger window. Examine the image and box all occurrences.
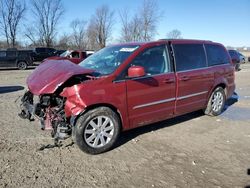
[205,44,230,66]
[36,48,45,53]
[7,51,16,57]
[173,44,206,71]
[0,52,6,57]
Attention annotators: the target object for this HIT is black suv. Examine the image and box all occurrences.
[0,49,33,70]
[31,47,56,62]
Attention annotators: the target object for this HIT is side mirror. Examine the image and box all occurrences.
[128,66,146,78]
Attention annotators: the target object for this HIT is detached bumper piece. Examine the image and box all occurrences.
[19,91,72,144]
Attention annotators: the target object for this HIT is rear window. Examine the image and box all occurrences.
[173,44,207,71]
[205,44,230,66]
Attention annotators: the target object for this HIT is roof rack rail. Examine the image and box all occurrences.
[158,38,213,42]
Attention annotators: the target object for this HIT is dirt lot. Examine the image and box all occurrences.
[0,64,250,188]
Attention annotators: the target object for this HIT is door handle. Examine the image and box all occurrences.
[164,78,175,83]
[179,76,190,81]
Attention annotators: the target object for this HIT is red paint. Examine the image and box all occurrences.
[27,59,94,95]
[128,66,146,78]
[46,50,87,64]
[27,40,235,131]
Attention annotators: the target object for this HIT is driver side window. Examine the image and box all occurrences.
[129,45,170,76]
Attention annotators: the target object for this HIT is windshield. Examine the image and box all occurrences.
[60,50,71,57]
[79,45,139,75]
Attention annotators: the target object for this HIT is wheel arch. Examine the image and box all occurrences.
[206,82,227,104]
[16,59,27,64]
[74,103,124,130]
[16,60,28,67]
[215,83,227,96]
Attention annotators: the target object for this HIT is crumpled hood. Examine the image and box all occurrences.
[27,60,94,95]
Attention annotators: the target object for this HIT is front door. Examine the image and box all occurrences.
[125,45,176,128]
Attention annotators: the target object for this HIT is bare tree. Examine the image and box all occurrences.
[24,26,42,46]
[119,9,131,42]
[88,5,115,49]
[119,0,161,42]
[55,33,70,49]
[70,19,87,49]
[0,0,26,47]
[27,0,64,47]
[85,23,99,50]
[119,10,142,42]
[140,0,160,41]
[166,29,182,39]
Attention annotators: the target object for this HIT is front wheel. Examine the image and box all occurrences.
[75,107,121,154]
[204,87,226,116]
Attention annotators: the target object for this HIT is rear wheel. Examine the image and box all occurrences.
[17,61,27,70]
[204,87,226,116]
[75,107,121,154]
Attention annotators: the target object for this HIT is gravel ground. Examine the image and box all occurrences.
[0,64,250,188]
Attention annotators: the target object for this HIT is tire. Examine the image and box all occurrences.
[75,107,121,154]
[204,87,226,116]
[235,63,240,71]
[17,61,28,70]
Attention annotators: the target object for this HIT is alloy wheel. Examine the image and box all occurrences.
[84,116,114,148]
[211,92,224,112]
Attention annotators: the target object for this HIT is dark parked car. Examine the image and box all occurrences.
[19,39,235,154]
[0,49,33,70]
[228,50,241,71]
[31,47,56,62]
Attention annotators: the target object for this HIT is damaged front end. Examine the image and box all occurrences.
[18,60,96,145]
[19,91,70,142]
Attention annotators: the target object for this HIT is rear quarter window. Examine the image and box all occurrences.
[173,44,207,71]
[205,44,230,66]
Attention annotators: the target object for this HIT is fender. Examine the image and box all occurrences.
[60,81,130,130]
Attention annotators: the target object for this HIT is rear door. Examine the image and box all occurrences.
[6,51,17,67]
[35,48,46,61]
[0,51,7,67]
[125,45,176,128]
[172,42,214,115]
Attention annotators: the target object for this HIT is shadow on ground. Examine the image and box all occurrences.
[224,92,239,110]
[0,67,36,71]
[116,110,204,149]
[116,93,239,149]
[0,86,24,94]
[36,92,240,151]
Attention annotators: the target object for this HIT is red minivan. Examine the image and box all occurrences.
[19,39,235,154]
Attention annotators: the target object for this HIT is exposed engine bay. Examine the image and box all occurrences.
[18,74,93,145]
